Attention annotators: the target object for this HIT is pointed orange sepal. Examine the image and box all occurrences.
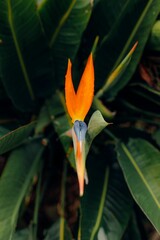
[76,54,94,121]
[65,53,94,122]
[65,59,77,122]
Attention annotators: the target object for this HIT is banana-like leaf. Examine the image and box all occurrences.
[0,122,35,155]
[148,20,160,51]
[117,139,160,233]
[38,0,74,43]
[124,213,142,240]
[12,229,30,240]
[46,93,74,166]
[0,140,44,240]
[93,0,160,100]
[0,0,54,111]
[96,42,138,98]
[51,0,92,86]
[35,104,51,135]
[80,149,133,240]
[44,219,72,240]
[44,160,72,240]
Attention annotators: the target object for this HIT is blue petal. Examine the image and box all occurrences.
[73,120,87,141]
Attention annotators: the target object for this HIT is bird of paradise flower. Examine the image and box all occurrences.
[65,43,138,196]
[65,54,94,196]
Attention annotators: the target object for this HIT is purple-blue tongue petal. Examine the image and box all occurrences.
[73,120,87,141]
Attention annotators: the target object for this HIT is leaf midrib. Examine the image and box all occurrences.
[121,142,160,209]
[11,147,44,230]
[7,0,35,100]
[113,0,153,68]
[90,168,109,240]
[49,0,76,47]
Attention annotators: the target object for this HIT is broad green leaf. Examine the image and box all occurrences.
[44,161,72,240]
[38,0,74,43]
[44,219,72,240]
[13,229,30,240]
[123,213,142,240]
[0,122,35,155]
[94,0,160,100]
[47,93,72,152]
[35,104,51,135]
[0,0,54,111]
[148,20,160,51]
[86,110,109,155]
[117,138,160,233]
[51,0,92,86]
[98,167,133,240]
[46,93,75,167]
[96,42,138,98]
[0,140,44,240]
[80,149,133,240]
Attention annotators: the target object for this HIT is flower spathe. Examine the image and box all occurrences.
[65,54,94,196]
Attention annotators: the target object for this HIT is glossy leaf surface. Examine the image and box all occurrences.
[80,148,133,240]
[0,122,35,155]
[0,140,44,239]
[0,0,54,110]
[117,139,160,233]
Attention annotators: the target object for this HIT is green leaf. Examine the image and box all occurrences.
[12,229,30,240]
[44,161,72,240]
[148,20,160,51]
[35,104,51,135]
[44,219,72,240]
[98,167,133,240]
[123,213,142,240]
[51,0,92,86]
[46,93,75,167]
[0,122,35,155]
[47,93,72,149]
[96,42,138,98]
[86,110,109,155]
[38,0,75,43]
[117,138,160,233]
[0,140,44,240]
[80,148,133,240]
[0,0,54,111]
[93,98,116,121]
[94,0,160,100]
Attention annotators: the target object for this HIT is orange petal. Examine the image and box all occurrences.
[76,53,94,121]
[65,60,77,122]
